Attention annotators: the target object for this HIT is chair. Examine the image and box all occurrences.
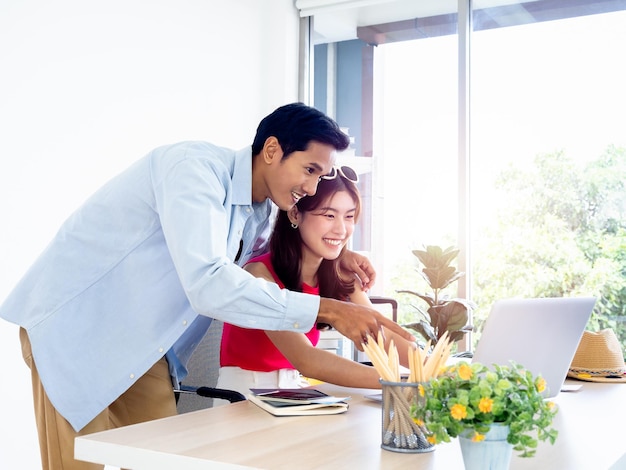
[175,384,245,407]
[369,295,398,322]
[354,295,399,362]
[175,320,245,413]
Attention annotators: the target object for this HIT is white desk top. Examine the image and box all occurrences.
[75,380,626,469]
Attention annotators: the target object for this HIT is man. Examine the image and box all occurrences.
[0,103,413,469]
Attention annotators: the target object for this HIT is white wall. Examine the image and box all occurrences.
[0,1,300,467]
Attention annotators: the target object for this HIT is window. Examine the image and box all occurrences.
[469,7,626,345]
[308,0,626,350]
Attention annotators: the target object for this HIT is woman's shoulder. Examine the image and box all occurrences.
[245,253,280,284]
[244,260,272,278]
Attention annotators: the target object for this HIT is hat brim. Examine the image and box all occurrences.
[567,370,626,383]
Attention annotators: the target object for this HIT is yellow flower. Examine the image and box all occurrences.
[412,417,424,426]
[427,435,437,445]
[478,397,493,413]
[536,377,547,393]
[450,403,467,420]
[458,362,473,380]
[547,401,556,410]
[418,384,425,397]
[472,432,485,442]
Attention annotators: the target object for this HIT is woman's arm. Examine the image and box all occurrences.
[245,262,382,388]
[265,330,383,389]
[266,279,415,387]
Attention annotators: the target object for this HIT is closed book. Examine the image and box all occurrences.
[247,389,350,416]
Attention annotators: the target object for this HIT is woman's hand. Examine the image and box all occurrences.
[340,250,376,291]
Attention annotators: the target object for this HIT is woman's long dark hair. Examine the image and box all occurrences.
[270,175,361,301]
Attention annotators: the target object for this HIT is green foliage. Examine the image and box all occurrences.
[470,145,626,349]
[387,145,626,350]
[414,361,558,458]
[398,245,474,346]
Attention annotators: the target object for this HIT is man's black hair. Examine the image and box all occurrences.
[251,102,350,158]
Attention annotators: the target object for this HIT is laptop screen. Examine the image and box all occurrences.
[471,297,595,398]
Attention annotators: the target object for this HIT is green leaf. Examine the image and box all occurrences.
[413,245,460,270]
[402,320,436,343]
[423,266,458,290]
[439,246,460,266]
[439,301,470,331]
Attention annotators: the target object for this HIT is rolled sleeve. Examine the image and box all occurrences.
[283,289,320,331]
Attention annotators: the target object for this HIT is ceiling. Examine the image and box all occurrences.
[296,0,538,43]
[296,0,626,45]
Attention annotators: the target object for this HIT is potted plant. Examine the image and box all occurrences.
[398,245,474,346]
[413,361,558,466]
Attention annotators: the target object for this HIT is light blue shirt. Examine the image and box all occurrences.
[0,141,319,431]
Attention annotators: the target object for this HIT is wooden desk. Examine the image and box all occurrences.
[75,381,626,469]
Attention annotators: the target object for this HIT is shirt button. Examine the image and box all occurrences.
[293,322,299,329]
[158,347,164,353]
[245,207,251,213]
[182,320,188,326]
[130,373,135,379]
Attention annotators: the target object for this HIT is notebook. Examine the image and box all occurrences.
[472,297,596,398]
[247,389,350,416]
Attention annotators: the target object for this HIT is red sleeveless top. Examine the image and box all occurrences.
[219,253,320,371]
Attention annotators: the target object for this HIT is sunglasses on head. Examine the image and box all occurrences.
[320,165,359,183]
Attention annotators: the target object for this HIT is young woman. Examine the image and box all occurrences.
[216,166,414,400]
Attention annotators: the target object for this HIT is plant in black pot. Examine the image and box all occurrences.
[398,245,474,347]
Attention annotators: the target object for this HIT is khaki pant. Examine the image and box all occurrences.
[20,328,178,470]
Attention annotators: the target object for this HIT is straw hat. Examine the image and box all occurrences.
[568,329,626,383]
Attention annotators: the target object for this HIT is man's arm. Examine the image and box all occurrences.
[317,298,415,351]
[244,256,413,349]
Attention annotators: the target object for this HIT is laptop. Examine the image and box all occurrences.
[472,297,596,398]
